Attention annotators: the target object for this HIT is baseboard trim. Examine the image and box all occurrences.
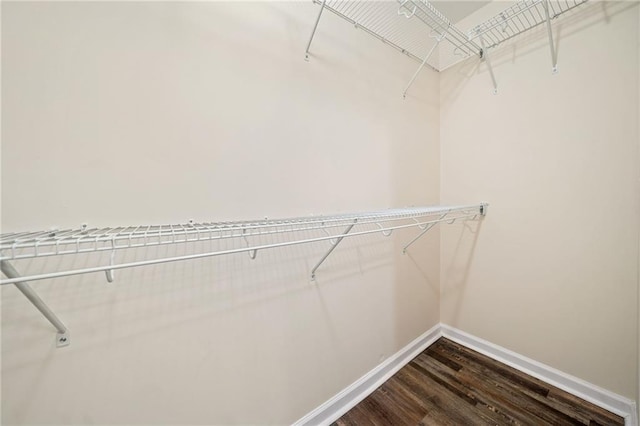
[294,323,637,426]
[292,323,442,426]
[440,324,638,426]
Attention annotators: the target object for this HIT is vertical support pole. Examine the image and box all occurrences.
[311,220,357,280]
[1,260,70,347]
[402,34,445,99]
[542,0,559,74]
[479,35,498,95]
[305,0,327,61]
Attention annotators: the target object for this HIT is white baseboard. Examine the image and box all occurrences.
[440,324,638,426]
[292,323,442,426]
[294,323,637,426]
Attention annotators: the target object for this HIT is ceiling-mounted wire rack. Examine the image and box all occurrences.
[1,204,487,347]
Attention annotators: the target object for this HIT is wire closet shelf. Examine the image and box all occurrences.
[1,204,486,285]
[467,0,589,49]
[308,0,481,70]
[305,0,590,95]
[1,204,487,347]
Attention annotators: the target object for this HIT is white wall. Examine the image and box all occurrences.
[1,2,441,424]
[440,0,639,401]
[4,1,638,423]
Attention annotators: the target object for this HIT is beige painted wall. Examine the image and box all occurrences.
[1,2,441,424]
[440,0,639,401]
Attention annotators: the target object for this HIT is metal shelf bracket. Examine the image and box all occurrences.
[403,32,446,99]
[310,219,357,281]
[542,0,559,74]
[467,0,587,79]
[1,260,70,348]
[479,36,498,95]
[305,0,327,61]
[403,203,488,253]
[403,213,446,253]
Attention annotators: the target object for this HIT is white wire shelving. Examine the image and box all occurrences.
[1,203,487,347]
[307,0,439,67]
[305,0,482,97]
[305,0,589,95]
[467,0,588,93]
[468,0,588,50]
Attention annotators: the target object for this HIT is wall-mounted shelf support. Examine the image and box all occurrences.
[479,36,498,95]
[1,260,70,347]
[310,219,357,281]
[403,213,446,253]
[305,0,327,61]
[305,0,586,89]
[542,0,559,73]
[403,32,445,99]
[468,0,587,78]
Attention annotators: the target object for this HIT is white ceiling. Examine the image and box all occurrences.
[429,0,491,24]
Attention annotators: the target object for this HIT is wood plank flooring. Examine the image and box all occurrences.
[333,338,624,426]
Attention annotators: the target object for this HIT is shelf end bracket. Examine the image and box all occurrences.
[542,0,559,74]
[311,219,357,281]
[1,260,70,348]
[305,0,327,61]
[479,35,498,94]
[403,213,446,254]
[402,33,445,99]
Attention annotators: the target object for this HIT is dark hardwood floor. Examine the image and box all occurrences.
[333,338,624,426]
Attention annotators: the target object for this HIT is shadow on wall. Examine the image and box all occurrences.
[482,1,636,67]
[441,218,484,324]
[2,225,417,425]
[392,228,441,348]
[440,1,637,105]
[1,232,393,366]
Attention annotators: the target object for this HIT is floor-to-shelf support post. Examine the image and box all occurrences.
[402,33,445,99]
[479,35,498,95]
[1,260,70,347]
[305,0,327,61]
[542,0,559,73]
[402,213,446,253]
[310,220,357,280]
